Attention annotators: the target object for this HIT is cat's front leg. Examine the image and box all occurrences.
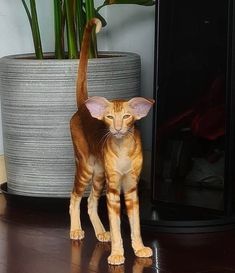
[123,175,153,258]
[106,174,125,265]
[88,162,110,242]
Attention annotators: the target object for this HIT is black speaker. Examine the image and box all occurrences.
[141,0,235,232]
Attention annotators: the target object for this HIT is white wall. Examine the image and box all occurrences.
[0,0,54,155]
[0,1,155,155]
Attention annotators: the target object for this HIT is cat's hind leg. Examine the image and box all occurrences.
[88,160,110,242]
[70,192,84,240]
[70,157,93,240]
[69,115,93,240]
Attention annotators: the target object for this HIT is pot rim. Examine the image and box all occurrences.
[0,51,140,64]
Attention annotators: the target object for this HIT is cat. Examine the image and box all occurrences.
[69,18,154,265]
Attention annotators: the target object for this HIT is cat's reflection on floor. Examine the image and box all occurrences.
[70,240,153,273]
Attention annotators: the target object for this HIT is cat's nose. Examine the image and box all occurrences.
[114,120,122,132]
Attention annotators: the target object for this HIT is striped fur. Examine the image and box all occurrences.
[69,18,154,265]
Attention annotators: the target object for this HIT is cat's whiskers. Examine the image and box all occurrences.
[98,130,110,146]
[127,128,136,143]
[93,127,108,139]
[101,131,112,153]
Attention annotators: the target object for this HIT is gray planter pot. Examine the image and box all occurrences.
[0,52,140,197]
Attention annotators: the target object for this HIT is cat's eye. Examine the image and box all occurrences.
[123,114,131,119]
[106,115,114,120]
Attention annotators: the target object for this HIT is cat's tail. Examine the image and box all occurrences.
[76,18,102,108]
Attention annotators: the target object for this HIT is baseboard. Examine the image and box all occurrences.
[0,155,7,185]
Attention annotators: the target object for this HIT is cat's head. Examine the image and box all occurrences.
[85,96,154,139]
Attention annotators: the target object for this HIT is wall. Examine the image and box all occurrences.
[104,6,155,149]
[0,0,54,155]
[0,1,155,155]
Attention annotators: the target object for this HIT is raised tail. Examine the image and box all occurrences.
[76,18,102,108]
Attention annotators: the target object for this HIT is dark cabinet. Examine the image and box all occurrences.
[142,0,235,231]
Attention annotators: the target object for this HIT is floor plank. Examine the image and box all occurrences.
[0,194,235,273]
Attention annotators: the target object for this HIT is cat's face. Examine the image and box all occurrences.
[103,100,135,139]
[85,97,154,139]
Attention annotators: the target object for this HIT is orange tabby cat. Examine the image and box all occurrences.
[69,18,154,265]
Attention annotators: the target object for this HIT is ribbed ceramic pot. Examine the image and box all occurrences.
[0,52,140,197]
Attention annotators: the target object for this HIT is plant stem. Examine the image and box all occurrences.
[29,0,43,59]
[22,0,43,59]
[85,0,97,58]
[64,0,78,59]
[54,0,65,59]
[22,0,32,26]
[76,0,86,49]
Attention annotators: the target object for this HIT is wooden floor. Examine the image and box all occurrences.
[0,194,235,273]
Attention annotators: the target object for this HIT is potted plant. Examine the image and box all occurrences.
[0,0,154,198]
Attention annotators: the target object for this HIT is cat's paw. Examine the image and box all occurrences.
[108,254,125,265]
[135,247,153,258]
[97,231,111,242]
[70,229,85,240]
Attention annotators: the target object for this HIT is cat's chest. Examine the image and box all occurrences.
[104,137,139,175]
[114,147,132,175]
[116,157,132,175]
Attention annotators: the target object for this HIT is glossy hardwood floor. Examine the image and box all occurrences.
[0,193,235,273]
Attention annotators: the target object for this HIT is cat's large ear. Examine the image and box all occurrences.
[85,96,110,120]
[128,97,155,120]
